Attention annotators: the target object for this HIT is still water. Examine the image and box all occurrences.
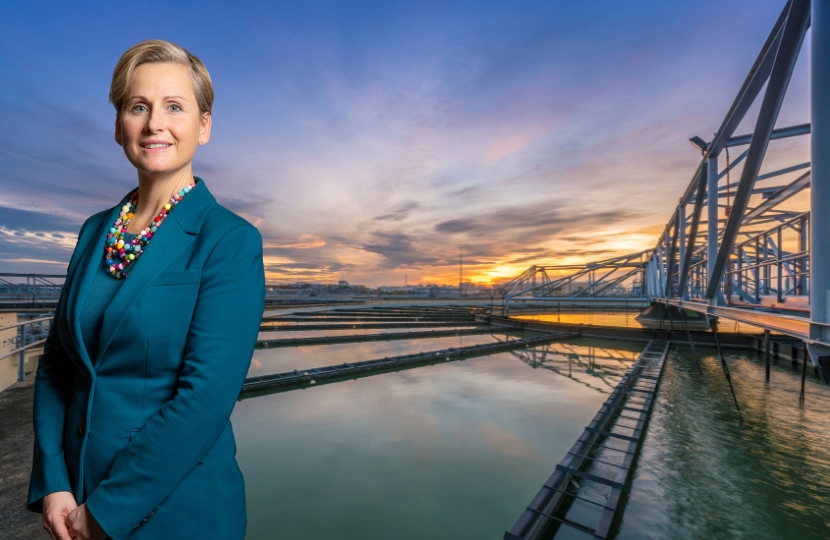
[249,333,509,376]
[233,337,639,539]
[233,333,830,539]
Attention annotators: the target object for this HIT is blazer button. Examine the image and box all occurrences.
[77,422,87,436]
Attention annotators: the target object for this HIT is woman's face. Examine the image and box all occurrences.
[115,62,211,178]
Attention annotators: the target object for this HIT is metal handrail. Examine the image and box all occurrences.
[0,316,54,333]
[0,339,47,362]
[1,316,53,382]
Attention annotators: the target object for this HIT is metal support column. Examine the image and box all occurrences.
[665,213,679,298]
[18,323,26,382]
[678,204,686,293]
[809,0,830,382]
[755,236,762,301]
[777,225,784,303]
[707,156,723,304]
[657,245,665,298]
[795,218,807,295]
[678,165,707,300]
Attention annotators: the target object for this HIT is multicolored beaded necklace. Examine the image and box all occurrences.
[104,181,195,278]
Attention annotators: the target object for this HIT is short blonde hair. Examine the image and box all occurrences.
[109,39,213,114]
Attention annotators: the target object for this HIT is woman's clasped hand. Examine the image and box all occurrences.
[42,491,107,540]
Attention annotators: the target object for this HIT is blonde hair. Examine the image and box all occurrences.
[109,39,213,114]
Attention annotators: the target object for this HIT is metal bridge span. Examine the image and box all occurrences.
[501,0,830,382]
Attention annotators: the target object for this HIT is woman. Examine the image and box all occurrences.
[26,40,265,540]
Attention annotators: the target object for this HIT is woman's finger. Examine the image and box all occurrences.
[42,520,58,540]
[55,519,74,540]
[44,515,73,540]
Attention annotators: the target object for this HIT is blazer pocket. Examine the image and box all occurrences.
[152,269,201,287]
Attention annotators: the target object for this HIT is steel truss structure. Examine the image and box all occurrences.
[504,0,830,381]
[652,0,830,381]
[499,252,648,306]
[502,0,830,382]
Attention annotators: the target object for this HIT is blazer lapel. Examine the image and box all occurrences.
[95,179,214,364]
[65,202,125,374]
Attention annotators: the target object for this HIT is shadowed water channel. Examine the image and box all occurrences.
[232,328,830,539]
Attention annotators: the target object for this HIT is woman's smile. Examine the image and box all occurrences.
[139,140,173,152]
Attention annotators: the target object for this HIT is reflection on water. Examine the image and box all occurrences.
[248,333,504,376]
[513,310,764,334]
[233,338,639,539]
[505,342,638,395]
[513,311,644,328]
[617,348,830,540]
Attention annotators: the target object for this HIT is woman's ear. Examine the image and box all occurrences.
[114,113,123,147]
[199,111,212,145]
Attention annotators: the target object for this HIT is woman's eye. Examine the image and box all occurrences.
[132,105,147,113]
[169,104,182,112]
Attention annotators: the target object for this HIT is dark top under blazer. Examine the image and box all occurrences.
[27,179,265,540]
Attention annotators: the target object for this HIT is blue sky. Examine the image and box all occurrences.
[0,0,808,286]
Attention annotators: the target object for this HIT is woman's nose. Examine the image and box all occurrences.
[145,108,164,132]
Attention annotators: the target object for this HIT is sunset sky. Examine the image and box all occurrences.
[0,0,810,286]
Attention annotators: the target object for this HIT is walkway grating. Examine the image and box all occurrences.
[504,339,670,540]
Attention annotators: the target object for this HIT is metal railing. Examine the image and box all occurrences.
[0,316,53,382]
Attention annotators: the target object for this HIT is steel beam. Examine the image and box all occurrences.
[809,0,830,382]
[742,170,810,223]
[726,122,811,147]
[707,1,790,157]
[665,212,679,298]
[678,204,686,291]
[706,0,810,301]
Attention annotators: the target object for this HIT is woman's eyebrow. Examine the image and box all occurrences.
[126,95,190,101]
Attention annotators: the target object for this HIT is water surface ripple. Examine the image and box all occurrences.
[617,348,830,540]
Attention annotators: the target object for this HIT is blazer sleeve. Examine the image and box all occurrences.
[27,223,87,513]
[84,223,265,540]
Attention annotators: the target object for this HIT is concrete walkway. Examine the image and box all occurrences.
[0,373,45,540]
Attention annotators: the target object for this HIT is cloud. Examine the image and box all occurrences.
[434,201,644,238]
[372,202,421,222]
[0,204,83,233]
[360,232,441,269]
[263,260,359,281]
[0,226,78,251]
[431,202,646,252]
[264,235,326,249]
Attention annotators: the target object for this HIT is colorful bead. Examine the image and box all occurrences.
[103,180,196,279]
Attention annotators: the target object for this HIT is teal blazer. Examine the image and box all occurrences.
[27,178,265,540]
